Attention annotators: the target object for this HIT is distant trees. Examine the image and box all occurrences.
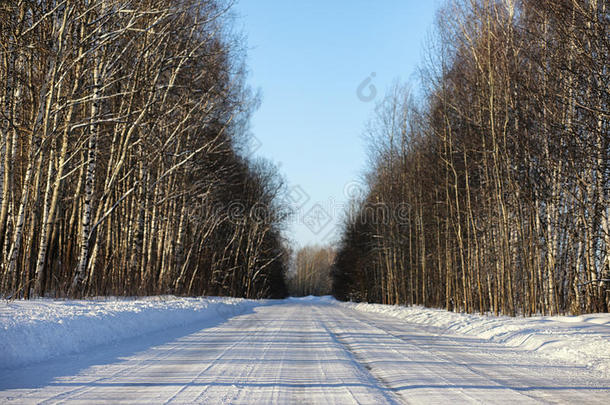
[0,0,288,299]
[288,245,334,296]
[332,0,608,315]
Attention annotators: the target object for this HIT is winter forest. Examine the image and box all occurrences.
[1,0,608,316]
[0,0,288,299]
[332,0,609,315]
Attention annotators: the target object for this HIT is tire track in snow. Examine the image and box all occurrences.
[38,334,190,404]
[3,298,608,404]
[313,307,403,405]
[197,311,282,404]
[348,307,607,403]
[162,311,274,404]
[327,305,545,404]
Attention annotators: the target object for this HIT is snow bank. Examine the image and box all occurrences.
[342,301,610,377]
[0,296,260,370]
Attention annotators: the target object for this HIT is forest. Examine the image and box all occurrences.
[0,0,288,299]
[1,0,607,315]
[332,0,609,315]
[287,245,334,297]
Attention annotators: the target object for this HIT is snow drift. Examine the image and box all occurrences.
[343,300,610,377]
[0,296,260,370]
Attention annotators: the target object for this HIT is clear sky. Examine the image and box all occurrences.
[234,0,440,248]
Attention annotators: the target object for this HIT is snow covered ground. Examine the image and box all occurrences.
[0,296,261,370]
[1,296,609,404]
[343,301,610,379]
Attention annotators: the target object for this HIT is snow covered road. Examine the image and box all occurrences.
[1,298,609,404]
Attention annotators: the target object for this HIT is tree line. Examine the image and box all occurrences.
[288,245,334,297]
[333,0,608,315]
[0,0,288,299]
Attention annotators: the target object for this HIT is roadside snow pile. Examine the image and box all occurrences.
[0,296,259,370]
[344,301,610,377]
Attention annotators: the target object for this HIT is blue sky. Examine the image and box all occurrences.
[234,0,440,247]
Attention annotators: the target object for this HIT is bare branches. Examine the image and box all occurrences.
[333,0,609,315]
[0,0,288,299]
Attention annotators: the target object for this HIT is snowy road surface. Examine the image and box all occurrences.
[1,299,609,404]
